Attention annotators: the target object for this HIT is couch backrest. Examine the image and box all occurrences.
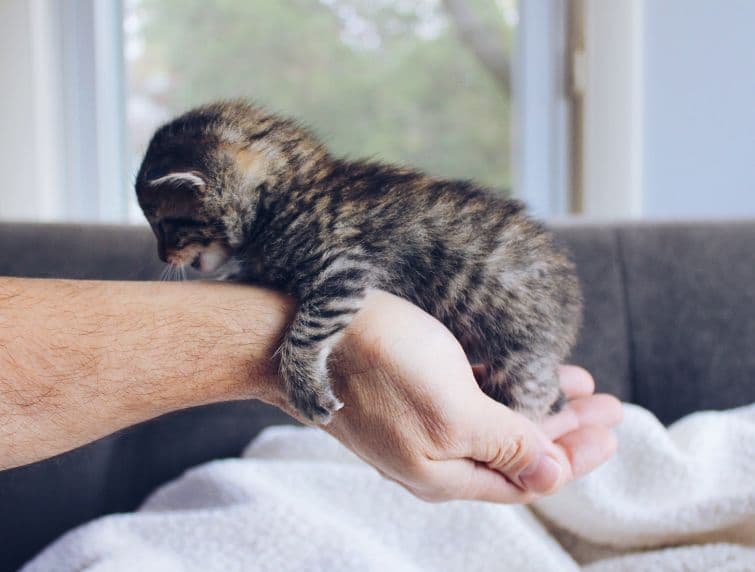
[557,220,755,422]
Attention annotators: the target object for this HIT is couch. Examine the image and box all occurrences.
[0,220,753,571]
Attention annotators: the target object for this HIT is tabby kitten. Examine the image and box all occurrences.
[136,100,582,424]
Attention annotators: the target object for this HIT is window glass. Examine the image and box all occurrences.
[124,0,517,202]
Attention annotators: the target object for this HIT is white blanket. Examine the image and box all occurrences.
[23,404,755,572]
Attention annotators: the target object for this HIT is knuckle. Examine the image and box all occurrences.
[488,433,531,473]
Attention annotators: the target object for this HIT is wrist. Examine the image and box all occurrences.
[134,281,295,414]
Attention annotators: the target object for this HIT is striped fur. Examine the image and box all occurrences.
[135,100,582,424]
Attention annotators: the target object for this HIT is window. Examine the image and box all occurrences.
[0,0,571,223]
[124,0,517,220]
[5,2,752,223]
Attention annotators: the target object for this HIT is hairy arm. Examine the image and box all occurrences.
[0,277,293,469]
[0,278,621,501]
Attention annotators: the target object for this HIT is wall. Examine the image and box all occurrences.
[642,0,755,218]
[582,0,755,219]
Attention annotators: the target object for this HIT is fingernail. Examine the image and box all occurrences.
[520,454,562,493]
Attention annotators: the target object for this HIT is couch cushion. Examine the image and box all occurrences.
[618,221,755,424]
[554,223,633,401]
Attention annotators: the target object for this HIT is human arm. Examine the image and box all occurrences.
[0,278,621,501]
[0,277,290,469]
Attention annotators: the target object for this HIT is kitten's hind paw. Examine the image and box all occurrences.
[548,389,567,415]
[288,385,344,425]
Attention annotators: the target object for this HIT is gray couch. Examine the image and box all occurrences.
[0,221,753,571]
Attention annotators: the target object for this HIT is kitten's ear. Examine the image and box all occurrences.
[148,172,206,193]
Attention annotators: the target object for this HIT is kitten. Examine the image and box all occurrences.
[135,100,582,424]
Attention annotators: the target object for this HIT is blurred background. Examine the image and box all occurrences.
[1,0,754,223]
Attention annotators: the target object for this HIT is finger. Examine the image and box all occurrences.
[542,393,623,440]
[569,394,624,428]
[556,425,618,479]
[557,365,595,398]
[541,406,580,440]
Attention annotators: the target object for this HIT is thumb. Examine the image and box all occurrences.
[469,399,565,495]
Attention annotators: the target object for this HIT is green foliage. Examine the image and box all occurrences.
[131,0,513,189]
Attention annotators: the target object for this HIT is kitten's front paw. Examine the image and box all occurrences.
[288,383,344,425]
[278,336,344,424]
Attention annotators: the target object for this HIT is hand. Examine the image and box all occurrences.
[316,291,623,503]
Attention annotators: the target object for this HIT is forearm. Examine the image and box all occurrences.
[0,277,293,469]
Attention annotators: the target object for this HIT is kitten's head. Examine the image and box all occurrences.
[135,100,324,273]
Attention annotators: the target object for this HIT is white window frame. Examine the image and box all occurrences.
[0,0,127,223]
[58,0,128,222]
[576,0,644,219]
[513,0,572,218]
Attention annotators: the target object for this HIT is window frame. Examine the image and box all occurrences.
[576,0,644,218]
[513,0,572,218]
[0,0,128,223]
